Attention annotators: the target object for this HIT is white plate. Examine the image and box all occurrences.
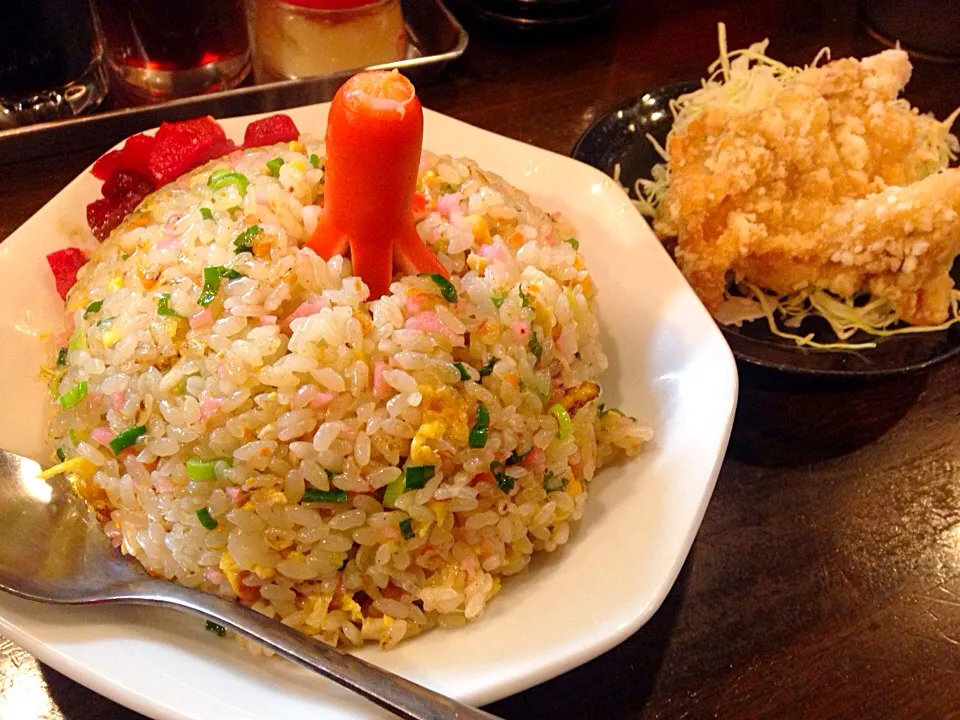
[0,105,737,719]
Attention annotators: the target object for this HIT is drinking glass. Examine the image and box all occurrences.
[0,0,107,129]
[91,0,252,101]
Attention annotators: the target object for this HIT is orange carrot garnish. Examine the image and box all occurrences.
[305,70,447,300]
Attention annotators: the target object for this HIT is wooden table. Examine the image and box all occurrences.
[4,1,960,717]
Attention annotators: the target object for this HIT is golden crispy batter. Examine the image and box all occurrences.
[658,49,959,324]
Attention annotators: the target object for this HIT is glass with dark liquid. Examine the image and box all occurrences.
[92,0,251,101]
[0,0,107,128]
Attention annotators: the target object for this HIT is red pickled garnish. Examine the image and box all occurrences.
[88,169,155,240]
[121,133,157,177]
[46,247,89,300]
[243,114,300,148]
[91,150,123,181]
[86,198,124,242]
[102,168,154,204]
[91,133,157,180]
[147,116,235,186]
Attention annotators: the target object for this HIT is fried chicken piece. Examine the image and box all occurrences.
[658,49,959,323]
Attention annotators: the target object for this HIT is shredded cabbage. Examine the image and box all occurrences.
[617,22,960,350]
[721,285,960,350]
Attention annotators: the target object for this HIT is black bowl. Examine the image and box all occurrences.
[572,82,960,379]
[444,0,618,28]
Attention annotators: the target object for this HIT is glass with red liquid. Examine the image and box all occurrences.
[92,0,251,101]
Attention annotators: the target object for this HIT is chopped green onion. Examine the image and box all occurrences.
[205,620,227,637]
[529,332,542,359]
[490,461,513,494]
[382,474,406,508]
[196,507,218,530]
[453,362,470,381]
[598,404,635,421]
[266,157,285,176]
[566,237,580,251]
[404,465,435,490]
[208,170,249,195]
[469,403,490,448]
[302,488,349,504]
[422,273,457,302]
[56,347,68,367]
[84,300,103,317]
[234,225,263,254]
[199,207,214,221]
[399,517,414,540]
[491,291,507,309]
[544,470,568,492]
[58,381,88,409]
[120,251,131,260]
[519,286,530,307]
[506,449,528,465]
[309,153,321,169]
[198,267,223,307]
[199,266,244,307]
[68,429,83,446]
[109,425,147,455]
[478,357,498,377]
[68,328,86,351]
[157,293,183,317]
[55,446,66,462]
[97,317,112,327]
[186,457,218,482]
[549,404,573,439]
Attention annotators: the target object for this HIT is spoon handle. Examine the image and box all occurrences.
[131,580,501,720]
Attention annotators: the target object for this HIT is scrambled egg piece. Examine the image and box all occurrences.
[464,214,491,244]
[219,551,245,597]
[241,486,288,512]
[302,593,332,633]
[467,254,489,273]
[340,593,365,623]
[410,422,444,465]
[558,380,601,417]
[220,550,272,599]
[102,329,122,348]
[428,500,449,529]
[410,385,468,463]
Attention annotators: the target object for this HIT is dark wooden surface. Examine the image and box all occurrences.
[4,1,960,718]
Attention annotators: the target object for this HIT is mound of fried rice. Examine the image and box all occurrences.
[45,135,651,650]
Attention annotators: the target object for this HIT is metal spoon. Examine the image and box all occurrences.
[0,449,500,720]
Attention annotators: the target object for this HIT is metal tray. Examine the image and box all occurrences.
[0,0,467,164]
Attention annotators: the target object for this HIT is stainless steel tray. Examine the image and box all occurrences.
[0,0,467,164]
